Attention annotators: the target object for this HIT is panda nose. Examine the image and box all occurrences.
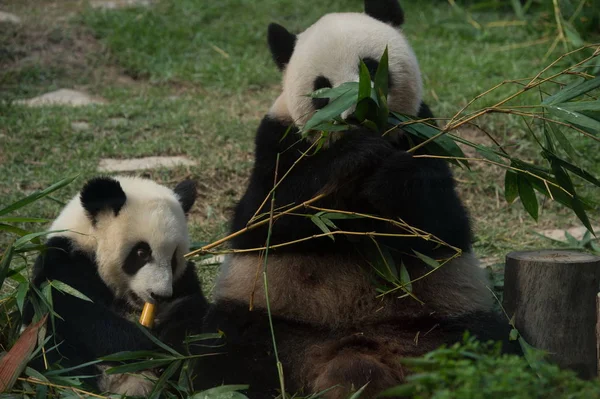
[150,292,172,303]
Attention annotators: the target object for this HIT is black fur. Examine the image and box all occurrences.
[23,236,207,390]
[80,177,126,223]
[193,300,520,397]
[364,0,404,27]
[417,101,435,120]
[268,23,297,70]
[191,112,519,397]
[174,179,197,214]
[230,116,472,254]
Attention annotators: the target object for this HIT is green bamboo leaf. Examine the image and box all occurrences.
[391,113,467,165]
[190,385,250,399]
[413,250,440,269]
[0,244,14,292]
[15,243,48,254]
[185,332,225,344]
[510,160,579,209]
[105,359,171,375]
[135,321,182,356]
[399,261,412,293]
[309,122,351,132]
[43,359,102,376]
[149,360,182,399]
[358,60,372,101]
[564,231,581,247]
[510,0,525,19]
[25,367,49,382]
[16,280,29,313]
[348,383,369,399]
[319,212,363,220]
[14,230,67,250]
[373,47,389,99]
[475,144,505,164]
[311,214,334,241]
[321,218,338,230]
[543,76,600,105]
[581,230,593,246]
[309,82,359,99]
[303,87,359,132]
[517,176,538,221]
[548,124,578,160]
[50,280,93,303]
[100,350,170,362]
[354,97,378,123]
[376,87,389,131]
[546,105,600,136]
[549,154,600,188]
[8,267,27,283]
[362,119,380,132]
[0,223,32,237]
[563,21,584,47]
[554,101,600,113]
[572,195,594,235]
[505,171,519,204]
[0,175,78,216]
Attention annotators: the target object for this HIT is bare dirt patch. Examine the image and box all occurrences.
[0,1,139,99]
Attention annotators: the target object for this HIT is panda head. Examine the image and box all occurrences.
[267,0,422,128]
[50,176,197,307]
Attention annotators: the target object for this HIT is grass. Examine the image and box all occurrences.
[1,0,598,283]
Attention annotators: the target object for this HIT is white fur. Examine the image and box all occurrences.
[215,252,493,328]
[274,12,422,128]
[49,176,190,305]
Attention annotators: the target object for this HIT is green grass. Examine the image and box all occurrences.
[1,0,598,277]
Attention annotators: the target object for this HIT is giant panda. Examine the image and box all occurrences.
[23,176,207,396]
[191,1,520,398]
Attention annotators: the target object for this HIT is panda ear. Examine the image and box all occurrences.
[364,0,404,27]
[80,177,126,222]
[174,179,197,215]
[268,23,296,71]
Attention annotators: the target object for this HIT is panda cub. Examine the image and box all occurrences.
[24,176,207,396]
[191,1,519,399]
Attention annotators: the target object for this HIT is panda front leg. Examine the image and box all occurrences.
[361,151,472,252]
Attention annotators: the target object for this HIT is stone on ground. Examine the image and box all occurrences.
[0,11,21,24]
[90,0,152,9]
[537,226,599,242]
[97,156,196,172]
[17,89,106,107]
[71,121,91,131]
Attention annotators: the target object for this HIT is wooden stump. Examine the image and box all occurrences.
[503,249,600,379]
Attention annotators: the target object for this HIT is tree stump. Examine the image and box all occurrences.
[503,249,600,379]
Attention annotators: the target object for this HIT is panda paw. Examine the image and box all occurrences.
[99,369,157,397]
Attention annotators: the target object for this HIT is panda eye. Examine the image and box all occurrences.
[137,247,149,259]
[123,241,152,275]
[312,75,332,110]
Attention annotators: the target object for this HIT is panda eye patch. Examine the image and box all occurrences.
[312,75,332,110]
[123,241,152,275]
[361,57,379,80]
[360,57,393,88]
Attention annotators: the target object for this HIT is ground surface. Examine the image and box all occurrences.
[1,0,598,289]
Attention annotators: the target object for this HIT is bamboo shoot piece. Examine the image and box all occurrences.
[139,302,156,328]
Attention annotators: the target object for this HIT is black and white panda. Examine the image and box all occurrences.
[24,176,207,396]
[191,1,519,398]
